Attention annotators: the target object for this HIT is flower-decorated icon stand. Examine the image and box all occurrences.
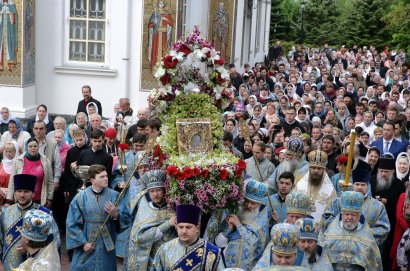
[149,27,246,215]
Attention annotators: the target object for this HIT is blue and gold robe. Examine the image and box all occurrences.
[323,214,382,271]
[112,151,146,257]
[245,157,275,183]
[265,193,287,224]
[151,238,225,271]
[111,151,140,190]
[207,207,269,270]
[66,187,129,271]
[323,195,390,245]
[124,191,176,271]
[300,245,333,271]
[267,157,309,194]
[0,203,60,271]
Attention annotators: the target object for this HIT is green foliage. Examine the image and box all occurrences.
[158,93,224,156]
[382,0,410,54]
[270,0,397,48]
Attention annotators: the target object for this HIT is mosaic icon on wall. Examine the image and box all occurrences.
[0,0,34,87]
[140,0,180,91]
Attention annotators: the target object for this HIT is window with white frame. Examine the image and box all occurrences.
[69,0,107,63]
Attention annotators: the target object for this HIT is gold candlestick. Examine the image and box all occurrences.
[339,130,356,191]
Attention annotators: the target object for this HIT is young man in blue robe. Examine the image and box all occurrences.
[151,204,225,271]
[66,164,129,271]
[266,171,295,225]
[123,169,177,270]
[0,174,60,271]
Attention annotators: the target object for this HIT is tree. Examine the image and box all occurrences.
[382,0,410,54]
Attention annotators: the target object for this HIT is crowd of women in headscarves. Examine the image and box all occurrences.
[222,44,410,270]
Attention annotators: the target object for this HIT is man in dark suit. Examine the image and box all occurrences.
[371,121,405,158]
[76,85,103,116]
[393,119,409,147]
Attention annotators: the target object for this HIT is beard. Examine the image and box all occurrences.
[282,158,299,173]
[375,171,393,191]
[237,205,260,225]
[309,171,324,187]
[343,221,358,231]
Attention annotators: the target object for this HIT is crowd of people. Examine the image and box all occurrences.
[0,43,408,270]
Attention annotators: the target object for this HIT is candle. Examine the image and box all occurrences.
[343,130,356,186]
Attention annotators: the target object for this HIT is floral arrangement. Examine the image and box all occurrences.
[165,152,246,213]
[158,93,224,156]
[148,27,245,213]
[148,26,233,113]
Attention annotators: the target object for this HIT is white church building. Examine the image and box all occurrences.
[0,0,271,118]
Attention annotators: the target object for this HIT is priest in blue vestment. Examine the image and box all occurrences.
[323,167,390,246]
[66,164,129,271]
[114,152,150,258]
[151,204,225,271]
[211,179,269,270]
[267,137,309,194]
[0,174,60,271]
[323,191,382,271]
[295,217,333,270]
[123,169,177,270]
[252,223,301,270]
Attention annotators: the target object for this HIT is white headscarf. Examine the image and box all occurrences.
[35,111,50,125]
[2,140,18,174]
[396,152,410,181]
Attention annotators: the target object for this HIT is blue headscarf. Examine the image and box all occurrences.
[24,138,40,161]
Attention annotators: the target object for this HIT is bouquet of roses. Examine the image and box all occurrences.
[165,153,246,213]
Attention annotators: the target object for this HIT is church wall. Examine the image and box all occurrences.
[7,0,270,117]
[35,0,149,118]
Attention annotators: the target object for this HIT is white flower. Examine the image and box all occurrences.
[169,50,185,61]
[215,93,221,100]
[208,49,220,64]
[219,69,230,80]
[175,90,181,96]
[191,88,200,93]
[194,49,205,60]
[154,67,166,78]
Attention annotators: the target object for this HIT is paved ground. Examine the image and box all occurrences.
[60,235,123,271]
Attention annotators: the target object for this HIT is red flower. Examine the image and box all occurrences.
[236,160,247,170]
[183,167,193,179]
[160,74,171,85]
[158,153,167,166]
[163,55,178,69]
[336,155,348,165]
[215,73,226,84]
[235,168,243,177]
[214,57,225,65]
[153,145,161,157]
[177,44,191,55]
[202,168,209,179]
[118,143,129,151]
[175,170,185,181]
[192,167,201,177]
[219,168,229,180]
[167,165,178,176]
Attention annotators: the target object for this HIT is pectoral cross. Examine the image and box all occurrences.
[310,196,316,212]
